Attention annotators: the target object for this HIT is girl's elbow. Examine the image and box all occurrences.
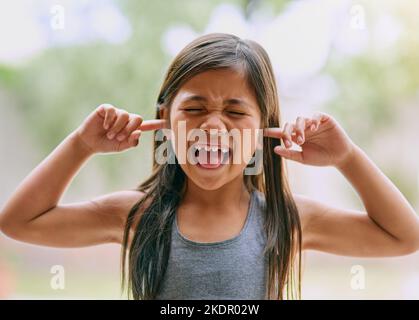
[0,212,9,234]
[0,213,25,241]
[0,217,15,239]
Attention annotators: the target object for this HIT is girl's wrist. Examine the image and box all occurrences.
[335,143,359,172]
[68,130,95,159]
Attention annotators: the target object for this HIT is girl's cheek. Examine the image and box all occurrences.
[232,128,259,163]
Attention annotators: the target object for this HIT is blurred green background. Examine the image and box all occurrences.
[0,0,418,299]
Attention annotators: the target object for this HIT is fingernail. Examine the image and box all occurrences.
[104,124,109,130]
[311,124,315,131]
[297,136,303,144]
[116,134,125,141]
[286,140,291,147]
[107,132,115,139]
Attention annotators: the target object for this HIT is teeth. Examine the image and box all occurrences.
[218,129,228,136]
[193,145,229,153]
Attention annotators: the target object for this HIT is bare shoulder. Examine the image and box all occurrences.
[292,193,329,232]
[91,189,145,215]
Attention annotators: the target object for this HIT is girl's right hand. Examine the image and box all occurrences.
[74,104,166,154]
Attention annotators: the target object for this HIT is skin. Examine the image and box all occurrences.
[0,68,418,257]
[163,68,261,242]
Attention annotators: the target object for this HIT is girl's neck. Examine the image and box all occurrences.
[182,175,250,208]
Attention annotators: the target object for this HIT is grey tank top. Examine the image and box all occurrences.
[156,189,268,300]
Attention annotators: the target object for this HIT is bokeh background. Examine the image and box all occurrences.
[0,0,418,299]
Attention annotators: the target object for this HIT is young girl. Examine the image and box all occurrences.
[0,33,418,300]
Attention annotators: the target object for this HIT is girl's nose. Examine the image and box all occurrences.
[199,115,228,134]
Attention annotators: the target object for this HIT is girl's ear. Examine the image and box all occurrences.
[159,104,168,121]
[158,105,172,141]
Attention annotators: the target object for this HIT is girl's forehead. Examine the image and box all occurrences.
[173,68,257,106]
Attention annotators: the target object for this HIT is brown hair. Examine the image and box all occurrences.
[121,33,302,299]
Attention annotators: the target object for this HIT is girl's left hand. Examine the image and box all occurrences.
[264,112,355,168]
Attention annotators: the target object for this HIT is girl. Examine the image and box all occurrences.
[0,33,418,300]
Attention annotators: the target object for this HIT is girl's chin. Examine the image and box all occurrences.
[185,164,228,187]
[188,178,227,191]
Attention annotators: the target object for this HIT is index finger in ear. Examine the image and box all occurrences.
[263,127,287,139]
[138,119,167,131]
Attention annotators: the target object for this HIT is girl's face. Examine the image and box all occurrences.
[166,67,262,190]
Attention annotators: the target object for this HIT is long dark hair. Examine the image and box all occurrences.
[121,33,302,300]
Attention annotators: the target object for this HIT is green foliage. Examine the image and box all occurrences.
[6,0,242,187]
[2,0,418,201]
[324,2,419,206]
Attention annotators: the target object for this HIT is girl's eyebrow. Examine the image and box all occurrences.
[181,94,251,109]
[224,98,251,109]
[181,95,207,104]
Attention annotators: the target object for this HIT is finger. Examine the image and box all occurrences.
[104,106,117,130]
[264,127,291,148]
[295,117,306,145]
[311,113,321,131]
[302,117,316,132]
[263,127,287,139]
[139,119,167,132]
[96,105,106,118]
[311,112,328,131]
[107,110,130,139]
[128,129,142,147]
[283,122,294,148]
[115,114,143,142]
[274,146,304,163]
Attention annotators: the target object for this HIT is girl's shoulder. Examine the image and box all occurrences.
[91,189,145,216]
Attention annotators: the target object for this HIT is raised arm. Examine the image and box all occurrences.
[0,104,165,247]
[265,112,419,257]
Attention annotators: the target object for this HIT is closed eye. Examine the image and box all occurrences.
[183,107,204,113]
[182,108,246,116]
[227,111,246,116]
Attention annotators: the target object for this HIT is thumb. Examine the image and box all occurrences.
[128,129,142,147]
[273,146,304,163]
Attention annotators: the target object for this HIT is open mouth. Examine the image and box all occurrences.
[190,144,231,169]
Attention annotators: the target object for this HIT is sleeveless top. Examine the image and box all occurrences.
[156,189,268,300]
